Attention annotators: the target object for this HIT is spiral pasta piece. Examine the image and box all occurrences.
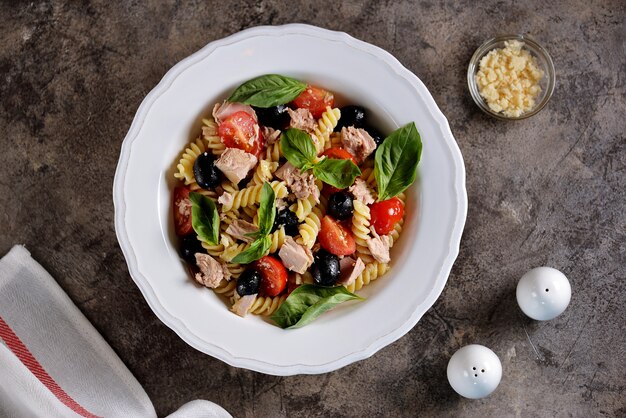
[200,240,225,258]
[289,194,318,222]
[345,262,390,293]
[241,205,257,221]
[264,141,282,162]
[174,137,206,185]
[249,160,279,186]
[220,242,250,262]
[225,262,245,279]
[388,218,404,248]
[267,227,286,254]
[201,118,225,156]
[221,181,288,212]
[360,167,377,190]
[213,279,236,297]
[329,131,342,148]
[248,294,287,316]
[297,206,323,248]
[352,200,374,263]
[312,107,341,153]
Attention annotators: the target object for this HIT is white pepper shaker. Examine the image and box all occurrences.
[516,267,571,320]
[447,344,502,399]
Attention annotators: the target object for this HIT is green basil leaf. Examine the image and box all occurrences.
[374,122,422,201]
[312,158,361,189]
[280,128,317,170]
[257,182,276,236]
[227,74,307,108]
[271,284,364,329]
[189,192,220,245]
[231,235,271,264]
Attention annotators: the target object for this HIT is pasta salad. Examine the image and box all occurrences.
[172,75,422,328]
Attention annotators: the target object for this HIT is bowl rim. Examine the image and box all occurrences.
[467,34,556,120]
[113,23,468,375]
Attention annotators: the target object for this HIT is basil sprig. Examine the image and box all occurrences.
[189,192,220,245]
[271,284,364,329]
[231,183,276,264]
[374,122,422,201]
[227,74,307,108]
[281,128,361,189]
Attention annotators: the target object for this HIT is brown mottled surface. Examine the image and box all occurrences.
[1,1,625,417]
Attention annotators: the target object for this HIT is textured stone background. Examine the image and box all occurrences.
[1,1,625,417]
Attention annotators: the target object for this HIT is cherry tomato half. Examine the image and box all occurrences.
[292,85,335,119]
[321,147,358,197]
[254,256,288,297]
[319,216,356,256]
[321,147,358,165]
[218,111,263,156]
[173,186,193,236]
[369,197,405,235]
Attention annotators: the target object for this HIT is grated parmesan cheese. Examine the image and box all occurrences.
[475,40,544,118]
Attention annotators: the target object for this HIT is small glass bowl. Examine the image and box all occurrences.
[467,34,555,120]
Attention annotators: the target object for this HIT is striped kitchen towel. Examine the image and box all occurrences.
[0,245,230,418]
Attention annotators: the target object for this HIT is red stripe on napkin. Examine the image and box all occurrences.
[0,316,102,418]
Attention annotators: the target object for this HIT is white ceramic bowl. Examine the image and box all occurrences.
[113,24,467,375]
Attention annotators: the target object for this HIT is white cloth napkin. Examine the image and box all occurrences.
[0,245,231,418]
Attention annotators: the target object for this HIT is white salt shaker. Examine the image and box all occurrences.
[447,344,502,399]
[516,267,571,320]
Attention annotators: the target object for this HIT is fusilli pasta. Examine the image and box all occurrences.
[352,200,374,263]
[345,262,390,293]
[201,118,225,156]
[220,181,288,212]
[174,137,206,185]
[312,107,341,153]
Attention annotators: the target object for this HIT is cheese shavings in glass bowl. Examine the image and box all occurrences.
[467,35,555,120]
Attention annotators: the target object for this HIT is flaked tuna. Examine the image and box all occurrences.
[215,148,258,184]
[341,126,376,163]
[278,236,314,274]
[231,294,257,317]
[226,220,259,243]
[338,256,366,286]
[194,253,230,288]
[287,108,316,132]
[349,178,376,205]
[275,162,320,201]
[366,227,391,264]
[212,101,257,125]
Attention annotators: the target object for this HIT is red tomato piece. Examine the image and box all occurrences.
[321,147,358,165]
[218,111,263,156]
[292,85,335,118]
[369,197,405,235]
[254,256,288,297]
[319,216,356,256]
[173,186,193,236]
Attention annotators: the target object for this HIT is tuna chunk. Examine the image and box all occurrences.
[231,294,257,317]
[218,191,233,207]
[226,219,259,243]
[212,101,257,124]
[349,178,376,205]
[278,236,314,274]
[275,162,320,201]
[194,253,229,288]
[366,227,391,264]
[215,148,258,184]
[288,108,316,132]
[338,256,366,286]
[341,126,376,163]
[263,126,282,145]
